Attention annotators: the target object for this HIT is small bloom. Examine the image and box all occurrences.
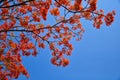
[104,13,114,26]
[50,8,60,16]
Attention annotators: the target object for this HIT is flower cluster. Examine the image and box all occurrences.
[0,0,115,79]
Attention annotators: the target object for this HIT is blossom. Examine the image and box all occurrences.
[104,12,114,26]
[62,58,69,67]
[93,18,103,29]
[50,8,60,16]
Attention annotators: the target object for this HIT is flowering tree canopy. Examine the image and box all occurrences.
[0,0,115,79]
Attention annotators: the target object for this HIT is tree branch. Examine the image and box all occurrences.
[0,0,34,8]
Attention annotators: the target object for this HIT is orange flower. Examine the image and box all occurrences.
[51,57,57,65]
[20,16,29,27]
[20,33,25,38]
[88,0,97,4]
[0,33,7,40]
[55,27,60,32]
[40,8,48,20]
[104,12,114,26]
[26,5,32,12]
[62,38,68,44]
[19,64,29,78]
[1,8,9,14]
[89,3,97,11]
[49,43,55,50]
[58,0,70,5]
[0,65,3,69]
[62,58,69,67]
[38,43,45,49]
[75,0,82,5]
[19,7,26,14]
[28,42,34,49]
[42,43,45,48]
[50,8,60,16]
[0,48,4,53]
[9,40,17,48]
[68,43,73,50]
[93,18,103,29]
[74,1,83,11]
[32,48,37,56]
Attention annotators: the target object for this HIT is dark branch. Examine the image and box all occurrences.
[0,0,34,8]
[0,18,69,33]
[0,29,32,32]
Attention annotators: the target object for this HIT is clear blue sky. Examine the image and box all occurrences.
[18,0,120,80]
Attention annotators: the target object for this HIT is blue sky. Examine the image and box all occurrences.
[18,0,120,80]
